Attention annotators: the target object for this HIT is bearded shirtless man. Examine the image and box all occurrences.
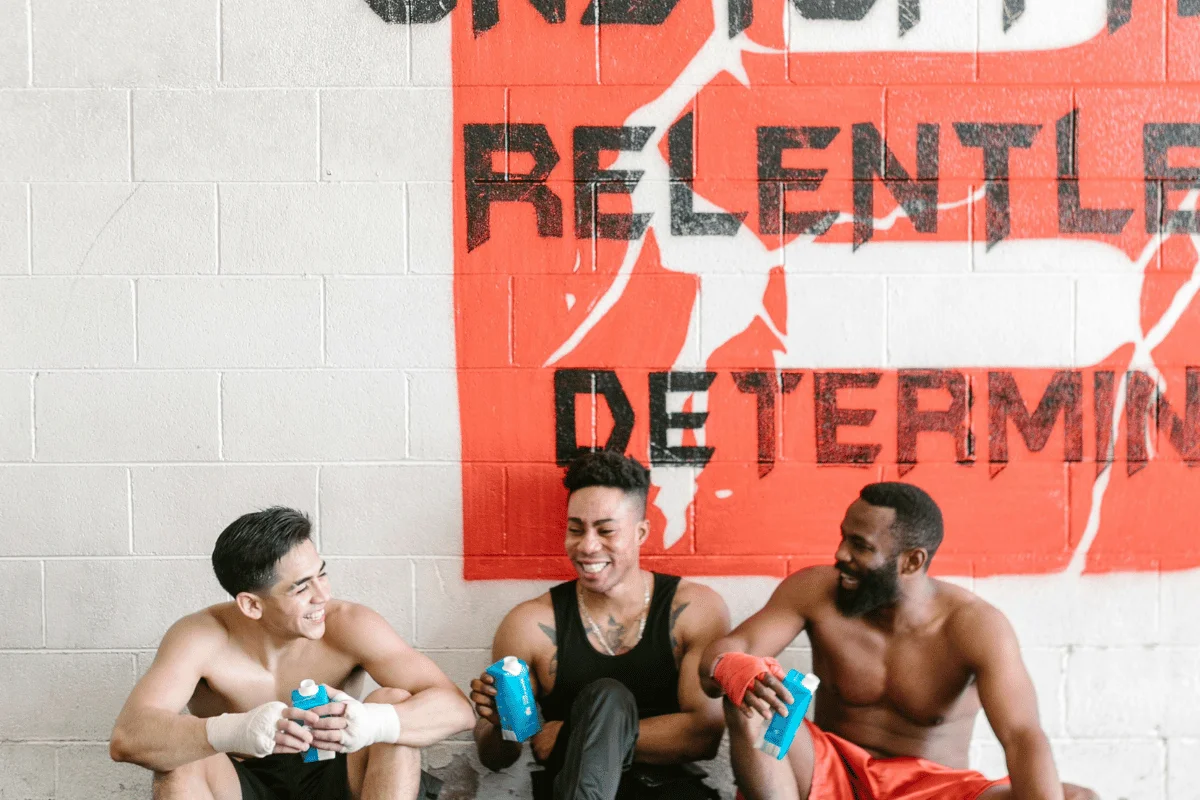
[110,507,475,800]
[699,483,1099,800]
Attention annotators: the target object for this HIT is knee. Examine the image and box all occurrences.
[151,761,207,800]
[364,686,413,705]
[572,678,636,720]
[1064,785,1100,800]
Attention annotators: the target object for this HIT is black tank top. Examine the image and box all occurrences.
[540,572,682,722]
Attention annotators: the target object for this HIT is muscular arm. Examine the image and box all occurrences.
[955,603,1063,800]
[335,604,476,747]
[698,570,813,699]
[633,584,730,764]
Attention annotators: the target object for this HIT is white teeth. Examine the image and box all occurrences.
[305,609,325,621]
[581,563,607,574]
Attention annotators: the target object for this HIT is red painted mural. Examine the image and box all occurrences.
[448,0,1200,580]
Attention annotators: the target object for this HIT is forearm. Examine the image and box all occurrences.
[633,712,723,765]
[699,634,754,697]
[1003,729,1064,800]
[473,717,524,771]
[393,686,476,747]
[110,710,215,772]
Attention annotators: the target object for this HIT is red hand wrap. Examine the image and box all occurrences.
[712,652,786,705]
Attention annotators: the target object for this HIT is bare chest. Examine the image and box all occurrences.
[188,644,361,717]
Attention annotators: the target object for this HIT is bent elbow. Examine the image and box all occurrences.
[108,728,132,764]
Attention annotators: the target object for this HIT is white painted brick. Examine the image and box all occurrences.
[325,557,414,640]
[46,559,222,648]
[783,239,972,276]
[972,648,1066,742]
[56,745,152,799]
[321,89,452,181]
[137,277,321,367]
[222,371,406,461]
[1053,739,1165,800]
[1166,649,1200,737]
[974,572,1160,647]
[410,18,451,87]
[219,183,405,275]
[223,0,407,87]
[746,276,885,368]
[0,278,133,367]
[407,182,453,274]
[887,276,1073,368]
[1169,739,1200,800]
[425,649,491,697]
[36,372,218,462]
[0,745,55,799]
[322,465,462,555]
[414,559,555,649]
[0,91,127,180]
[0,1,27,86]
[1075,274,1145,368]
[408,371,460,461]
[326,277,455,368]
[0,466,128,555]
[689,576,779,628]
[0,374,31,461]
[1067,647,1166,738]
[132,465,316,555]
[0,184,28,274]
[1161,570,1200,646]
[32,183,215,275]
[0,561,41,647]
[32,0,216,87]
[0,653,134,739]
[133,90,318,181]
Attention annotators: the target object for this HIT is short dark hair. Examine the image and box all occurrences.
[858,482,943,565]
[212,507,312,596]
[562,450,651,517]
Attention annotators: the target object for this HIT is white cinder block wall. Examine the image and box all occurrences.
[0,1,1195,798]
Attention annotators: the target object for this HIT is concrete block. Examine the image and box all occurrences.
[0,561,42,647]
[688,576,779,629]
[1165,649,1200,737]
[1066,647,1166,738]
[325,277,455,368]
[1075,274,1145,368]
[32,0,216,87]
[1162,569,1200,646]
[321,465,462,555]
[407,182,452,274]
[0,278,133,367]
[0,1,27,86]
[1169,739,1200,800]
[56,744,153,799]
[222,0,406,86]
[0,183,28,274]
[747,275,885,369]
[410,18,451,87]
[408,371,460,461]
[325,557,414,641]
[137,277,321,367]
[887,276,1073,367]
[132,465,317,555]
[321,89,452,181]
[0,90,127,180]
[424,649,491,697]
[0,466,129,555]
[222,371,406,461]
[0,374,32,461]
[133,90,318,181]
[45,559,223,648]
[33,183,215,275]
[219,183,405,275]
[0,744,55,799]
[972,648,1066,742]
[36,372,218,462]
[413,559,555,649]
[0,653,134,739]
[1053,739,1165,800]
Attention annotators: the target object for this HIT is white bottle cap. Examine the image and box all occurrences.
[802,674,821,693]
[298,679,319,697]
[502,656,523,676]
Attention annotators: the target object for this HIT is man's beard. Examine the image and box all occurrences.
[835,559,901,617]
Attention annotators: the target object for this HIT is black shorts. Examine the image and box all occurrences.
[231,753,442,800]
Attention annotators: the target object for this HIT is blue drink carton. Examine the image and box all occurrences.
[758,670,820,760]
[292,679,336,763]
[485,656,542,743]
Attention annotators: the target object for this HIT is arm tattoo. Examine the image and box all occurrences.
[606,615,630,654]
[539,623,558,682]
[670,601,690,667]
[538,623,556,644]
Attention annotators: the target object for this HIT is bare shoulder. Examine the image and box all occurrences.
[777,565,839,611]
[495,592,557,656]
[151,605,233,672]
[321,599,406,651]
[940,585,1019,662]
[672,580,729,627]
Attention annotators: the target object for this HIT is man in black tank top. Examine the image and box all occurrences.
[469,452,731,800]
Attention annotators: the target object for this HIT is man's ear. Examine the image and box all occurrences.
[235,591,265,620]
[636,518,651,546]
[900,548,928,576]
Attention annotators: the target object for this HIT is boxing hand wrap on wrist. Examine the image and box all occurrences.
[712,652,786,705]
[329,689,402,752]
[204,701,287,759]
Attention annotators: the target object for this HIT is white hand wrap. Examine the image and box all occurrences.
[329,689,401,753]
[205,701,287,759]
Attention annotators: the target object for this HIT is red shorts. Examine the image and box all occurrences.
[738,721,1010,800]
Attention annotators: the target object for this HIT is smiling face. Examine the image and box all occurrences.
[247,539,332,640]
[565,486,650,595]
[833,498,903,617]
